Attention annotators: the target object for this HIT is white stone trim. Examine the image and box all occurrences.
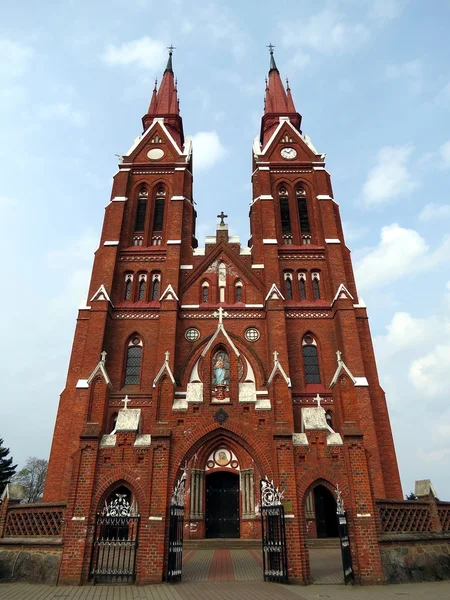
[354,377,369,387]
[159,284,179,302]
[174,167,186,171]
[71,516,86,521]
[79,305,91,310]
[111,196,128,202]
[240,247,251,255]
[180,265,193,270]
[171,195,187,201]
[149,516,163,521]
[76,379,89,389]
[285,514,295,519]
[103,241,119,246]
[181,304,200,308]
[263,239,277,244]
[153,351,176,388]
[332,283,354,305]
[260,194,273,199]
[267,351,291,388]
[353,298,367,308]
[325,238,340,244]
[252,264,264,269]
[125,118,185,156]
[90,284,113,305]
[265,283,285,302]
[313,167,326,171]
[167,240,181,244]
[317,194,333,200]
[258,166,270,171]
[356,513,372,518]
[245,304,264,308]
[193,247,205,256]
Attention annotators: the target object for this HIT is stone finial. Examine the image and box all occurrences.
[336,350,342,363]
[414,479,438,499]
[101,351,107,363]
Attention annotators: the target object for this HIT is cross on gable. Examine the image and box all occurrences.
[273,350,279,363]
[100,351,107,363]
[217,211,228,226]
[165,351,170,362]
[213,306,228,325]
[336,350,342,363]
[121,395,131,410]
[314,393,323,408]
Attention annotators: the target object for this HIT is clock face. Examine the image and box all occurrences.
[280,147,297,159]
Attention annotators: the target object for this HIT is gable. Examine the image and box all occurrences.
[259,119,322,163]
[125,119,191,164]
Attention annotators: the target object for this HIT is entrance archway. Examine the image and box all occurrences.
[314,484,338,538]
[205,471,240,538]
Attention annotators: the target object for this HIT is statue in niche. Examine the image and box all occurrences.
[212,349,230,402]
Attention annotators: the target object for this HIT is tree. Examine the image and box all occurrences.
[406,491,417,500]
[12,457,48,503]
[0,438,17,495]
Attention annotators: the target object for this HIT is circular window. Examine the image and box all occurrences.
[245,327,260,342]
[185,328,200,342]
[131,337,140,345]
[304,335,314,345]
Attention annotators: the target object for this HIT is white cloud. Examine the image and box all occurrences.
[281,9,370,55]
[409,344,450,398]
[191,131,227,170]
[385,59,422,93]
[355,223,450,290]
[38,103,86,127]
[289,51,312,71]
[377,312,433,352]
[101,37,167,70]
[0,38,34,79]
[362,144,419,206]
[418,203,450,222]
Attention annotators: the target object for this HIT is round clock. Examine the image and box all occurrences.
[147,148,164,160]
[280,147,297,159]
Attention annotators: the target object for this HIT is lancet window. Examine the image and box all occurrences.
[151,274,160,301]
[151,186,166,245]
[312,271,321,300]
[279,186,292,244]
[235,280,243,303]
[299,272,307,300]
[124,335,143,385]
[302,334,321,384]
[297,185,311,244]
[138,274,147,301]
[124,274,133,300]
[134,188,148,233]
[202,281,209,303]
[284,272,293,300]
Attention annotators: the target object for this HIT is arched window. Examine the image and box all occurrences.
[325,411,333,428]
[124,274,133,300]
[302,334,321,384]
[297,185,311,243]
[284,272,293,300]
[202,281,209,303]
[134,188,148,232]
[279,186,292,243]
[152,186,165,245]
[312,272,321,300]
[151,274,160,301]
[235,280,243,303]
[138,274,146,301]
[125,336,143,385]
[109,412,118,433]
[299,272,307,300]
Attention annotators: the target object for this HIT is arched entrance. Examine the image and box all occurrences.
[205,471,240,538]
[314,484,338,538]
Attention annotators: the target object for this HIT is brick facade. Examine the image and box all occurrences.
[44,51,403,585]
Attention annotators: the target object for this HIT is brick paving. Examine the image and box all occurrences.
[1,581,450,600]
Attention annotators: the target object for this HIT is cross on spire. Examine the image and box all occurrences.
[217,211,228,226]
[121,395,131,410]
[267,43,275,54]
[167,44,176,54]
[314,393,323,408]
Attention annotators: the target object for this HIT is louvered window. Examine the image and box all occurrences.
[280,196,291,233]
[125,346,142,385]
[303,345,321,384]
[297,188,311,234]
[153,198,165,231]
[135,198,147,231]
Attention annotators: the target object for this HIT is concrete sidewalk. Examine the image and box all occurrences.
[0,580,449,600]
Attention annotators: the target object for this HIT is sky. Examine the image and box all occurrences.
[1,0,450,501]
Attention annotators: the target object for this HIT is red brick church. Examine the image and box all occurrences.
[43,48,404,585]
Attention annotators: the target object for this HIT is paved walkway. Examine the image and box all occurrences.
[1,581,450,600]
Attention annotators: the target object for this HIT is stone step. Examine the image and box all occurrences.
[184,538,262,550]
[307,537,341,549]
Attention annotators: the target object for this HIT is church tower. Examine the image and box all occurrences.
[44,48,402,586]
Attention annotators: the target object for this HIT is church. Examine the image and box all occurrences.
[42,47,404,585]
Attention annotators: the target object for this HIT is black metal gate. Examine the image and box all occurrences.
[90,514,140,584]
[260,477,288,583]
[335,484,354,585]
[167,467,187,583]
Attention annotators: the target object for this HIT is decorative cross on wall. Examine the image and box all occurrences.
[213,306,229,324]
[121,395,131,410]
[217,211,228,226]
[314,393,323,408]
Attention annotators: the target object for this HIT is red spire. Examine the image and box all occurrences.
[260,46,302,146]
[142,47,184,147]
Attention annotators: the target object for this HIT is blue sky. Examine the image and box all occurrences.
[1,0,450,500]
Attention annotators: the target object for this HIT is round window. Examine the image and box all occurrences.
[245,327,260,342]
[185,328,200,342]
[131,337,140,345]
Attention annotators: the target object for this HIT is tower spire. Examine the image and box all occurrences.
[142,45,184,147]
[260,44,302,146]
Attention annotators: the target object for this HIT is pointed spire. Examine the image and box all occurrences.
[260,44,302,146]
[142,45,184,147]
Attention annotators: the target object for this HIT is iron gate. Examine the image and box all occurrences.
[90,514,140,584]
[335,484,354,585]
[260,477,288,583]
[167,467,187,583]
